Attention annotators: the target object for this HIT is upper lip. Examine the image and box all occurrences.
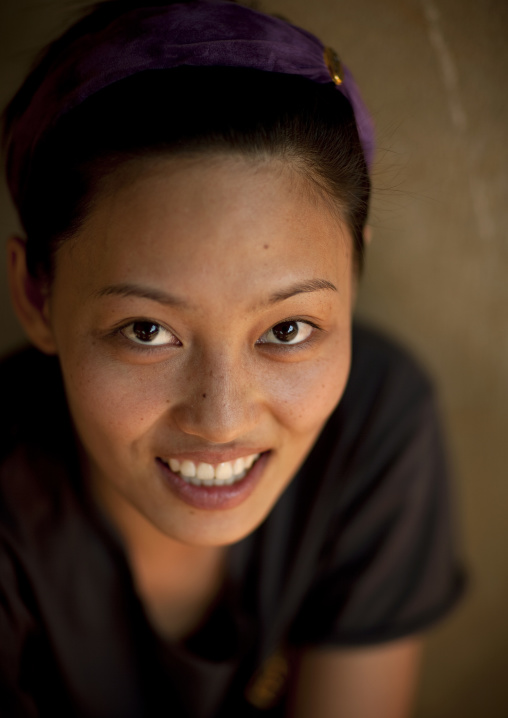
[157,448,269,465]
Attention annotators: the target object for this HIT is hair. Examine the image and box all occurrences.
[2,0,371,278]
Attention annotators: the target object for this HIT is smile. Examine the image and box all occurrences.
[159,454,260,486]
[156,451,270,511]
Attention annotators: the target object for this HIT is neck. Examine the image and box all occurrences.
[86,464,227,640]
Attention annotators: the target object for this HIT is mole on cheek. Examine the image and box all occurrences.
[202,393,207,398]
[263,244,269,249]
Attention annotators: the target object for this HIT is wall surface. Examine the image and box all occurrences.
[1,1,507,716]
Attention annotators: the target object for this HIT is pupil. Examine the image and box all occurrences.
[133,322,159,342]
[273,322,298,342]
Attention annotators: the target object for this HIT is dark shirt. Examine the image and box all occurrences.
[0,323,465,718]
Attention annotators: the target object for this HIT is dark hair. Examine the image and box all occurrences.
[3,1,370,278]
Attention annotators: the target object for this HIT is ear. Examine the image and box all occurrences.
[363,224,372,246]
[7,236,58,354]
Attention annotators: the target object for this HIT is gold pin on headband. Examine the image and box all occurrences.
[323,47,343,85]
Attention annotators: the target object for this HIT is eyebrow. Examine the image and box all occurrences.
[94,278,337,309]
[94,283,189,307]
[266,278,337,304]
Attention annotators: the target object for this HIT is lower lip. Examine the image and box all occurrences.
[156,452,271,511]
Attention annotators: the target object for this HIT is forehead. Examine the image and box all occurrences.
[58,154,353,304]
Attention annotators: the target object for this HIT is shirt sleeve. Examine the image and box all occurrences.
[288,338,466,647]
[0,543,40,718]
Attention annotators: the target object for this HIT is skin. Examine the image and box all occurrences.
[8,152,420,716]
[14,153,354,547]
[289,640,421,718]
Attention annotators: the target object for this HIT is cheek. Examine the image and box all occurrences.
[264,341,351,433]
[60,349,172,450]
[57,330,351,455]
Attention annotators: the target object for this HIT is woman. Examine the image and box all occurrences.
[1,1,464,716]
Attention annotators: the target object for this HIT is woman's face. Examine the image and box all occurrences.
[44,154,354,546]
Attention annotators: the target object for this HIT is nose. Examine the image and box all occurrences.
[170,351,262,444]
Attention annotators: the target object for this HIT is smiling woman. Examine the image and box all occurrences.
[1,1,464,717]
[39,154,353,545]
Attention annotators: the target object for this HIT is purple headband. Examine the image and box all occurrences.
[7,0,375,208]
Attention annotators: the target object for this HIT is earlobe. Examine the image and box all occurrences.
[363,225,372,246]
[7,236,58,355]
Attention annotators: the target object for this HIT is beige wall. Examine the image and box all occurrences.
[1,1,507,715]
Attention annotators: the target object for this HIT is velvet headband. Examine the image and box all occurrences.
[6,0,375,209]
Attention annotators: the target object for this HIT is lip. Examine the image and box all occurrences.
[156,450,271,511]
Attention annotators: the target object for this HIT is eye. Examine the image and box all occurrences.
[259,320,314,345]
[121,321,178,346]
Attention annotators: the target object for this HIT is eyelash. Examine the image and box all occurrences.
[113,317,321,352]
[114,320,181,352]
[256,318,321,349]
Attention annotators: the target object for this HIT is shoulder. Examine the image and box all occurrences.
[283,325,464,648]
[320,320,439,454]
[348,321,434,406]
[0,345,80,550]
[331,322,439,464]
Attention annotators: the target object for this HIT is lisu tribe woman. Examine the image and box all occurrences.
[1,1,464,716]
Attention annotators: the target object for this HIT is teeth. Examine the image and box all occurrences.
[215,462,233,480]
[165,453,260,486]
[196,462,214,480]
[233,457,245,475]
[180,460,196,478]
